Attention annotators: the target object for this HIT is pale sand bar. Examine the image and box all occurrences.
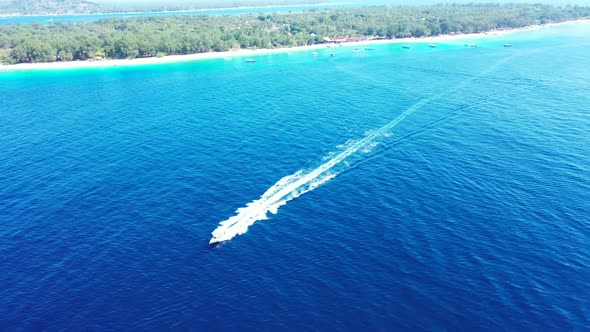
[1,19,588,72]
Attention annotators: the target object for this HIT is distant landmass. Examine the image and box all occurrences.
[0,0,327,15]
[0,0,100,15]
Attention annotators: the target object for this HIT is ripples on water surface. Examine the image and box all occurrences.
[1,23,589,330]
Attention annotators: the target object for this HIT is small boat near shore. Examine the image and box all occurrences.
[429,43,437,48]
[245,58,256,62]
[402,45,410,49]
[312,52,319,56]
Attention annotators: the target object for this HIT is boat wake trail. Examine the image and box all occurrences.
[209,96,441,244]
[210,53,521,244]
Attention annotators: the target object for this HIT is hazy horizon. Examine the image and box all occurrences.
[92,0,590,6]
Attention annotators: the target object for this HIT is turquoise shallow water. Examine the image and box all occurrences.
[1,23,589,330]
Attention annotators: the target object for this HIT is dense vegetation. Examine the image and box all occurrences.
[1,4,589,64]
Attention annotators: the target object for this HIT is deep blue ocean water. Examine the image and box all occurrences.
[1,23,590,330]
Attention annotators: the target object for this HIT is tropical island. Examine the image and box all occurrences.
[1,4,589,66]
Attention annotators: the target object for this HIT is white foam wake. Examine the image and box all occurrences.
[209,54,520,244]
[209,99,428,244]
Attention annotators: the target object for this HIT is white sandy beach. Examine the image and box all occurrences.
[1,18,588,72]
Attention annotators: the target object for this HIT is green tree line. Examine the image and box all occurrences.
[1,4,589,64]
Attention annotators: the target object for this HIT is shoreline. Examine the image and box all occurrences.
[1,18,588,72]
